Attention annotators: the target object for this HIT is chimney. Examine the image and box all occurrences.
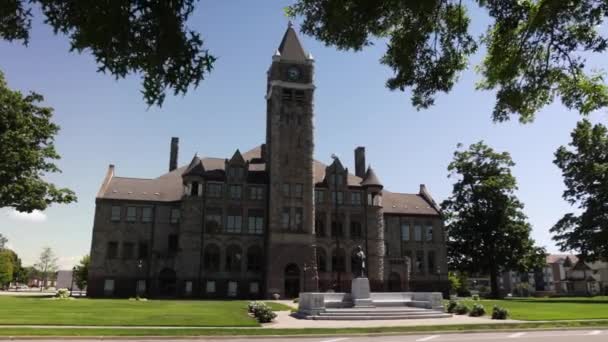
[355,146,366,178]
[169,137,179,171]
[261,143,267,161]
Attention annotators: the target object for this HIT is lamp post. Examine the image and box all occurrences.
[70,266,76,297]
[136,259,143,296]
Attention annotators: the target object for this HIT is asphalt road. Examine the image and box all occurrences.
[2,329,605,342]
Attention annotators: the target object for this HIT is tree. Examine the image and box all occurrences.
[0,250,14,289]
[34,247,58,289]
[288,1,608,123]
[441,141,545,298]
[0,71,77,212]
[0,233,7,249]
[73,254,90,290]
[551,119,608,262]
[1,0,215,107]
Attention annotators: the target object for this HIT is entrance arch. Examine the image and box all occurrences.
[284,263,300,298]
[158,268,177,297]
[388,272,402,292]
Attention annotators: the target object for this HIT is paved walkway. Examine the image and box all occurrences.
[263,311,521,328]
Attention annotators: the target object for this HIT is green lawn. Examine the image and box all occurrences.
[0,296,292,327]
[456,296,608,321]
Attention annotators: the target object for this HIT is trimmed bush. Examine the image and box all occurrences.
[445,300,458,313]
[247,301,263,314]
[250,302,277,323]
[469,303,486,317]
[454,303,470,315]
[55,288,70,299]
[492,305,509,320]
[472,294,480,301]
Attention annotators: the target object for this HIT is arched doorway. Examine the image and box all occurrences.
[284,264,300,299]
[158,268,177,297]
[388,272,402,292]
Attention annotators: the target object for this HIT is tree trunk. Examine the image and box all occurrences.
[489,266,500,299]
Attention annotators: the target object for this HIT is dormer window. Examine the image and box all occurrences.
[333,173,344,186]
[228,167,244,179]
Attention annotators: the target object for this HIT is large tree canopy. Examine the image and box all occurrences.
[1,0,215,106]
[288,0,608,123]
[0,71,76,212]
[551,119,608,261]
[441,141,545,298]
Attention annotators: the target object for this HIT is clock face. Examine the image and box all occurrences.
[287,66,301,81]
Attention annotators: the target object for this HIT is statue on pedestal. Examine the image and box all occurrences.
[354,245,366,278]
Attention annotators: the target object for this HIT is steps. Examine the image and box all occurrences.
[309,306,452,320]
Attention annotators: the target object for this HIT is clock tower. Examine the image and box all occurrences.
[264,24,316,298]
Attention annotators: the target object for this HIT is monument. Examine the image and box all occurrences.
[351,246,373,308]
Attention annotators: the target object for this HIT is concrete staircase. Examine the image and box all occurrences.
[309,306,451,320]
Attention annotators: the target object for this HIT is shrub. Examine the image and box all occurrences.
[250,302,277,323]
[293,297,299,303]
[445,300,458,313]
[453,303,470,315]
[472,294,480,301]
[55,288,70,299]
[247,301,264,314]
[469,303,486,317]
[456,288,471,297]
[492,305,509,320]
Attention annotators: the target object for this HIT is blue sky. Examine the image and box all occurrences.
[1,2,606,269]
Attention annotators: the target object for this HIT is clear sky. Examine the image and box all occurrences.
[1,2,606,269]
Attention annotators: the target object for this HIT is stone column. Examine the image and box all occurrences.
[367,205,385,288]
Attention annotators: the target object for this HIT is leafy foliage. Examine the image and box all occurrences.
[551,119,608,261]
[491,305,509,320]
[0,250,14,288]
[73,255,90,290]
[0,71,76,212]
[55,288,70,299]
[288,0,608,122]
[469,303,486,317]
[453,302,470,315]
[0,0,215,107]
[0,233,7,249]
[445,299,458,313]
[441,141,546,298]
[248,301,277,323]
[34,247,58,288]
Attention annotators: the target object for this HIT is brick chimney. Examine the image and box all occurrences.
[169,137,179,171]
[355,146,366,178]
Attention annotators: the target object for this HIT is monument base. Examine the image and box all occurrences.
[351,277,374,308]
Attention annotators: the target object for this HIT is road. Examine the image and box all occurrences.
[1,329,605,342]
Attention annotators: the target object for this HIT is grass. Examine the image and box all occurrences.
[0,321,607,337]
[453,296,608,321]
[0,296,292,327]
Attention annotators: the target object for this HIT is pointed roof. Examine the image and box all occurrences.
[228,149,246,164]
[182,154,205,176]
[361,166,383,188]
[277,23,307,62]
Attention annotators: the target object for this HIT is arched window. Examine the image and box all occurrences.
[226,244,243,272]
[331,248,345,272]
[315,214,325,237]
[203,244,220,272]
[247,245,263,272]
[316,247,327,272]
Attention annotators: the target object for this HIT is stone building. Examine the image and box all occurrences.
[87,25,448,299]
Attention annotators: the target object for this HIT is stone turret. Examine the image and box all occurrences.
[361,166,385,289]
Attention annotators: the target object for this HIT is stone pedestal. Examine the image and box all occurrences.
[351,277,374,307]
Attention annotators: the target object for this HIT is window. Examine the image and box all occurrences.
[282,207,291,229]
[250,282,260,294]
[315,215,325,237]
[294,183,303,198]
[333,173,344,186]
[350,221,362,239]
[331,191,344,205]
[247,246,263,272]
[191,181,199,196]
[107,242,118,259]
[104,279,115,295]
[226,215,242,233]
[185,281,193,296]
[110,206,121,221]
[136,280,146,296]
[168,234,179,254]
[170,208,181,224]
[426,225,433,242]
[126,206,136,222]
[228,281,238,297]
[206,183,223,198]
[228,167,244,178]
[315,189,325,204]
[205,209,222,233]
[226,245,242,272]
[229,185,242,199]
[142,207,153,223]
[331,220,343,238]
[294,90,305,103]
[282,183,290,197]
[122,242,134,259]
[282,88,293,101]
[401,223,410,241]
[351,192,362,206]
[206,280,216,293]
[415,250,424,273]
[294,207,303,231]
[316,248,327,272]
[414,225,422,241]
[204,244,220,271]
[428,251,436,274]
[249,186,263,200]
[332,248,346,272]
[138,242,148,259]
[247,210,264,234]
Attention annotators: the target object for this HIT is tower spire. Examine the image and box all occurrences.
[276,22,307,62]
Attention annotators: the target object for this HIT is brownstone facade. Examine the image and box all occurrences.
[88,26,448,299]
